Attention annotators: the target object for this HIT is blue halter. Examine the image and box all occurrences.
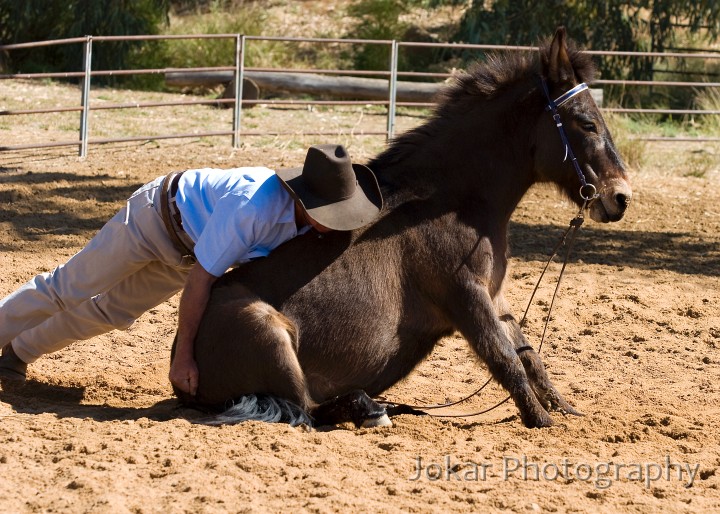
[540,79,599,202]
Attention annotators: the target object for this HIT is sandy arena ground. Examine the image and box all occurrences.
[1,78,719,513]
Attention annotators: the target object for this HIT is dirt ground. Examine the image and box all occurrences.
[1,78,720,513]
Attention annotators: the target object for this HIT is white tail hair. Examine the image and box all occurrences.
[195,394,313,427]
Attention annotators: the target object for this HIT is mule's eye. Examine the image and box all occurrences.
[582,122,598,133]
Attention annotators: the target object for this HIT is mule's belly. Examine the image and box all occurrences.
[192,286,451,407]
[288,299,453,402]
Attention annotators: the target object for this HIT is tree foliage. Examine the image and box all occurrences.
[345,0,414,71]
[454,0,720,109]
[455,0,720,80]
[344,0,449,73]
[0,0,169,83]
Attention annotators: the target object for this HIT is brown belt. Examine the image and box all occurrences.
[160,171,195,260]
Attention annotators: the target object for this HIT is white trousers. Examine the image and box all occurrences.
[0,176,194,363]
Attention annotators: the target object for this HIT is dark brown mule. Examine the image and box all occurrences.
[172,28,632,428]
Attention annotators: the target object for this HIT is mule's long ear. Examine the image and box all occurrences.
[545,27,576,85]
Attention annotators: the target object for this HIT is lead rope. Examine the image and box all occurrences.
[519,201,587,349]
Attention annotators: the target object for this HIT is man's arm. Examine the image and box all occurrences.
[169,263,218,396]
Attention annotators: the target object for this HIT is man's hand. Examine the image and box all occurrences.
[170,263,218,397]
[169,354,200,396]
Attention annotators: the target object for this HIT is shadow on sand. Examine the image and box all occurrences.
[0,378,200,423]
[508,221,719,277]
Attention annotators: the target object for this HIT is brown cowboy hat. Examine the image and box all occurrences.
[276,144,383,231]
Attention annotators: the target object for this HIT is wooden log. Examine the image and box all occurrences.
[165,70,603,106]
[166,70,235,88]
[166,70,443,103]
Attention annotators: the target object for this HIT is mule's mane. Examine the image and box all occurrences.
[368,36,596,201]
[438,36,595,107]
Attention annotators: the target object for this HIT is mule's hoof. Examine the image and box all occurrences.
[547,393,583,417]
[522,412,554,429]
[561,405,584,417]
[361,413,393,428]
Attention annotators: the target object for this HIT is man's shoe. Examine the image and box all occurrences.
[0,344,27,382]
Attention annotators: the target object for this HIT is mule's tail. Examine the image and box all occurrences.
[196,394,313,427]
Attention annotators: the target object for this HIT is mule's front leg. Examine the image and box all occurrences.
[450,280,553,428]
[495,296,581,416]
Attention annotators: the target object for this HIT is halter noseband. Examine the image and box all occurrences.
[540,79,599,202]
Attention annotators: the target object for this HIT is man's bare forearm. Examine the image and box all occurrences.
[170,263,217,395]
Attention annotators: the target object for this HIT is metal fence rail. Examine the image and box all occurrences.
[1,34,719,157]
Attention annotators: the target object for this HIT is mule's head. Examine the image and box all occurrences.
[532,28,632,223]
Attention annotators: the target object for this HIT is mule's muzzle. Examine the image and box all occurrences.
[615,191,631,211]
[589,180,632,223]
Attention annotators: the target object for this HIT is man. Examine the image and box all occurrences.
[0,144,383,396]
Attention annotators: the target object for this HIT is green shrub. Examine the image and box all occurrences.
[343,0,447,74]
[163,3,286,69]
[344,0,408,71]
[0,0,169,85]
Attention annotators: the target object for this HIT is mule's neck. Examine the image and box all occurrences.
[369,79,544,223]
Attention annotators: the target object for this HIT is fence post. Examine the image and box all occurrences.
[386,40,399,141]
[232,34,245,149]
[79,36,93,158]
